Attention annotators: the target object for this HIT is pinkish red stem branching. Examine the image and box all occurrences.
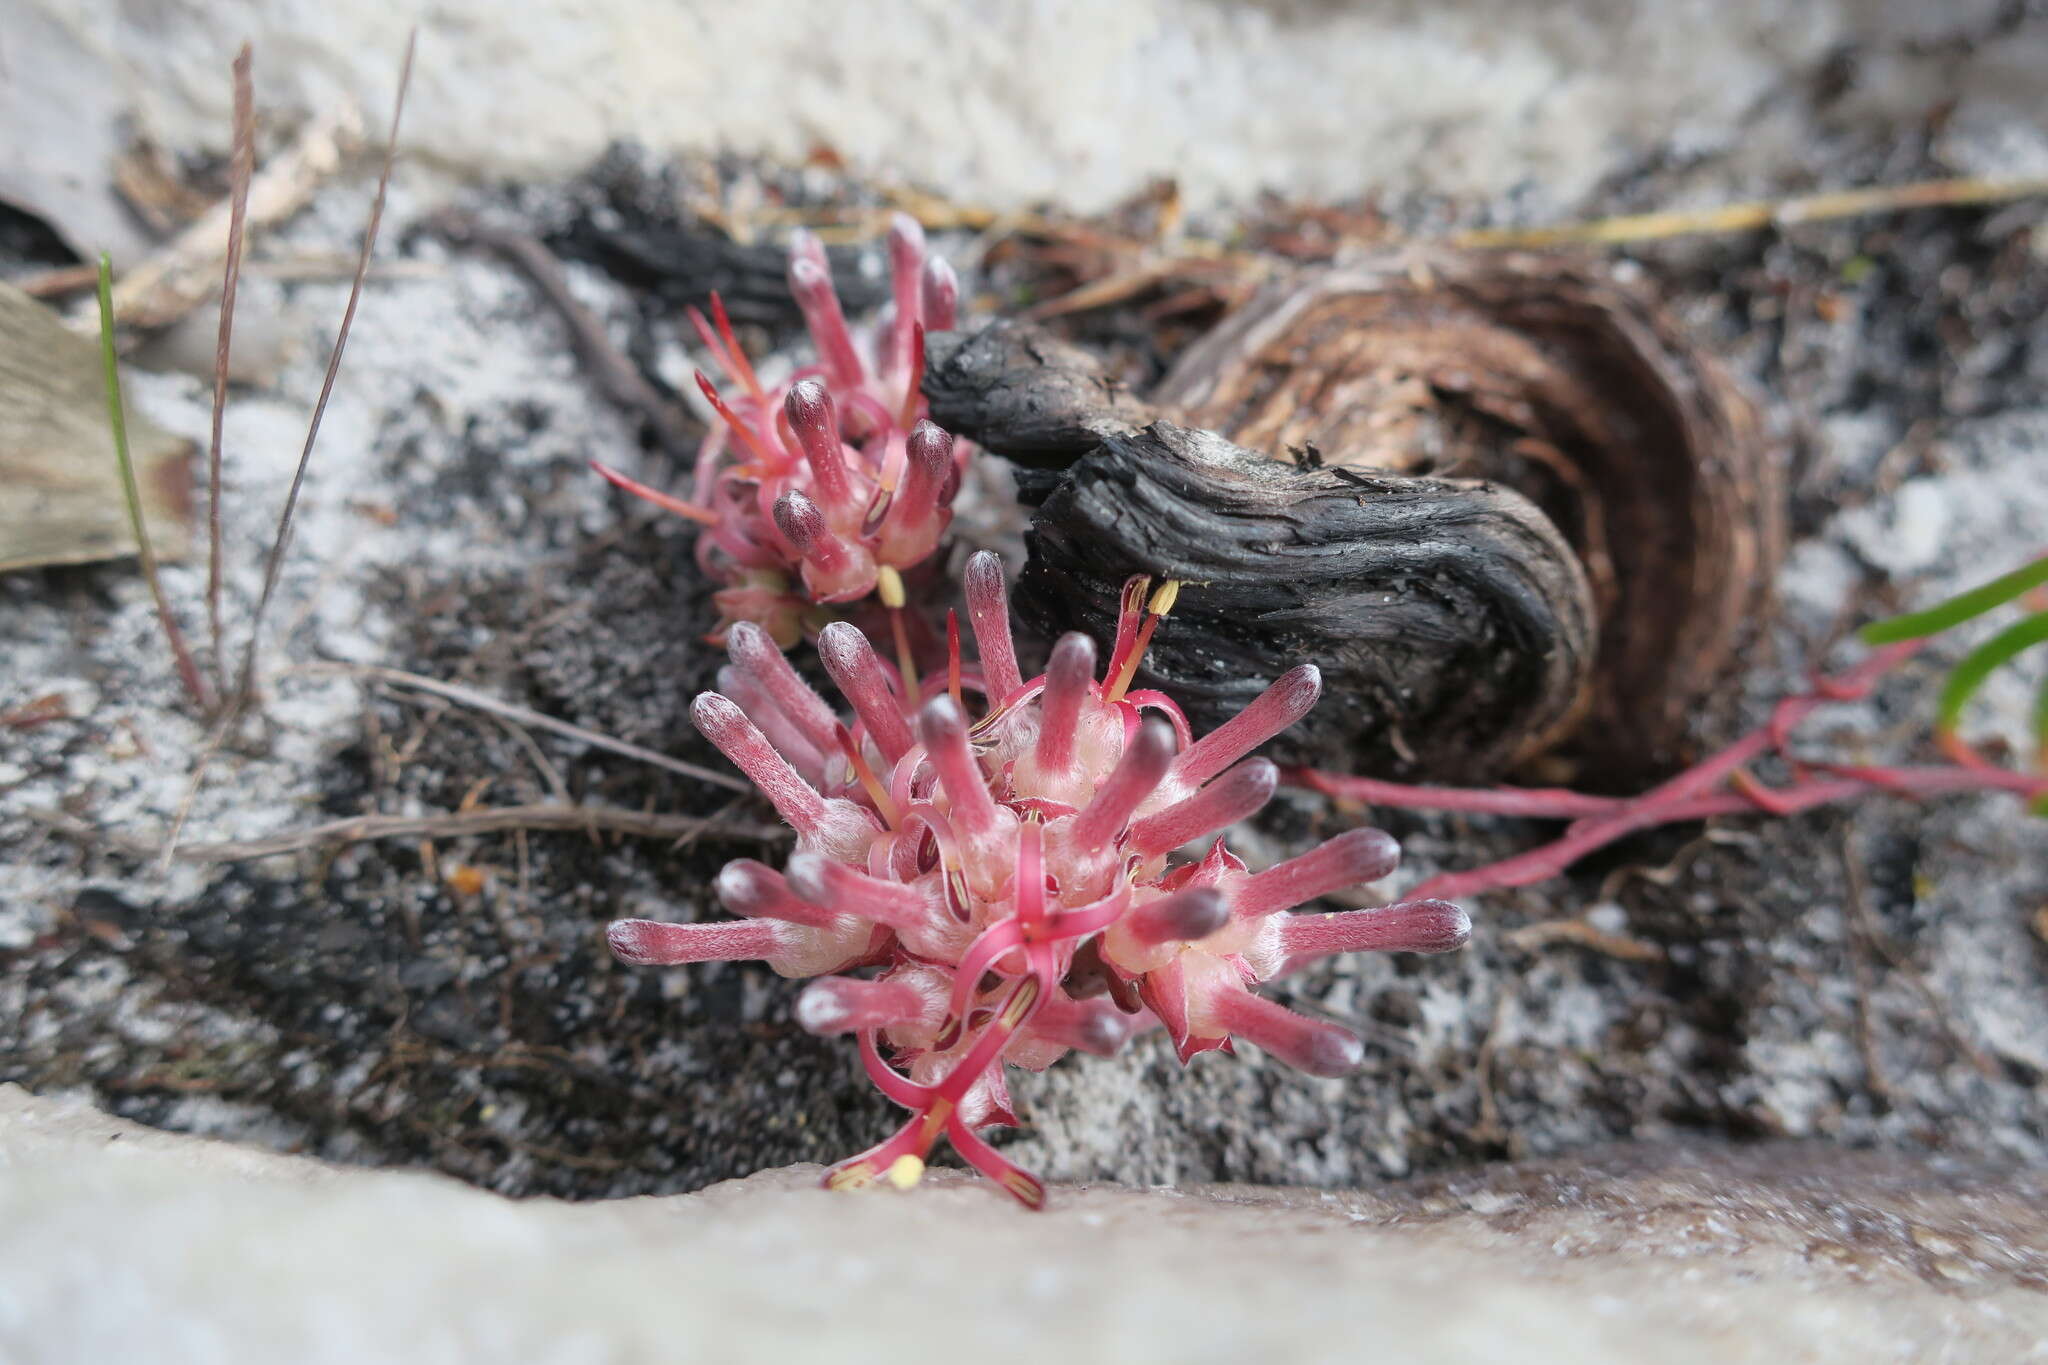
[1289,638,2047,900]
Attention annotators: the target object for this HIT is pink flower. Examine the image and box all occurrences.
[592,215,966,647]
[607,551,1470,1206]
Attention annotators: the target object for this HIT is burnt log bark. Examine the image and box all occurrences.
[1013,421,1593,780]
[928,249,1779,782]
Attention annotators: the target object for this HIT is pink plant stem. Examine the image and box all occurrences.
[691,694,834,835]
[1284,770,1624,818]
[1281,641,1975,901]
[1405,765,2039,900]
[919,696,1005,842]
[787,852,936,935]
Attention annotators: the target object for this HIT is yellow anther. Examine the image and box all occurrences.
[1146,578,1181,617]
[886,1155,926,1190]
[876,564,907,610]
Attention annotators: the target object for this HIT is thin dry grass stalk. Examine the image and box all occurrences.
[205,42,257,692]
[233,30,415,713]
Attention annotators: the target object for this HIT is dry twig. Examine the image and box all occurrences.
[430,212,698,460]
[94,104,363,331]
[206,43,257,689]
[1451,175,2048,249]
[233,34,413,712]
[175,803,784,864]
[298,660,750,793]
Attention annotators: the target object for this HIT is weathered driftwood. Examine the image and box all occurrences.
[927,250,1779,780]
[0,282,193,573]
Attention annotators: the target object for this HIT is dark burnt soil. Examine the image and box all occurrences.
[4,113,2045,1196]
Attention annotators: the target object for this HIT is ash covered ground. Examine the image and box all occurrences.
[4,110,2046,1199]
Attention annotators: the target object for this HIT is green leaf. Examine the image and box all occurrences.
[1936,609,2048,733]
[2034,665,2048,764]
[1862,557,2048,644]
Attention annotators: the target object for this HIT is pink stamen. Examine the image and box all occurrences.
[787,231,866,391]
[588,459,719,526]
[856,1028,930,1109]
[1170,665,1321,791]
[920,256,959,332]
[710,292,764,402]
[1103,576,1152,684]
[796,974,942,1036]
[940,919,1027,1040]
[1124,886,1229,948]
[1275,898,1471,962]
[715,859,838,930]
[1231,827,1402,918]
[684,304,745,395]
[818,622,915,765]
[784,379,855,513]
[786,851,937,936]
[964,551,1023,701]
[1015,819,1048,936]
[947,1114,1048,1210]
[1208,989,1364,1078]
[1071,718,1176,849]
[1034,633,1098,778]
[1128,758,1279,858]
[725,621,839,753]
[694,371,779,468]
[836,723,902,827]
[607,917,790,967]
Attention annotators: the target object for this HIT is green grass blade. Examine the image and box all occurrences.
[2034,665,2048,765]
[1862,557,2048,644]
[97,255,211,710]
[1936,608,2048,733]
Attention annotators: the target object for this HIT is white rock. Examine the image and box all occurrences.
[2,1087,2042,1364]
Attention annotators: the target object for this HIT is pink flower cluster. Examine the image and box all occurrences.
[593,215,965,647]
[607,552,1470,1207]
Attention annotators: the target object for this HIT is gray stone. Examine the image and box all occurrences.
[3,1087,2043,1364]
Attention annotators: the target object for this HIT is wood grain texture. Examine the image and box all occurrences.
[0,282,192,573]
